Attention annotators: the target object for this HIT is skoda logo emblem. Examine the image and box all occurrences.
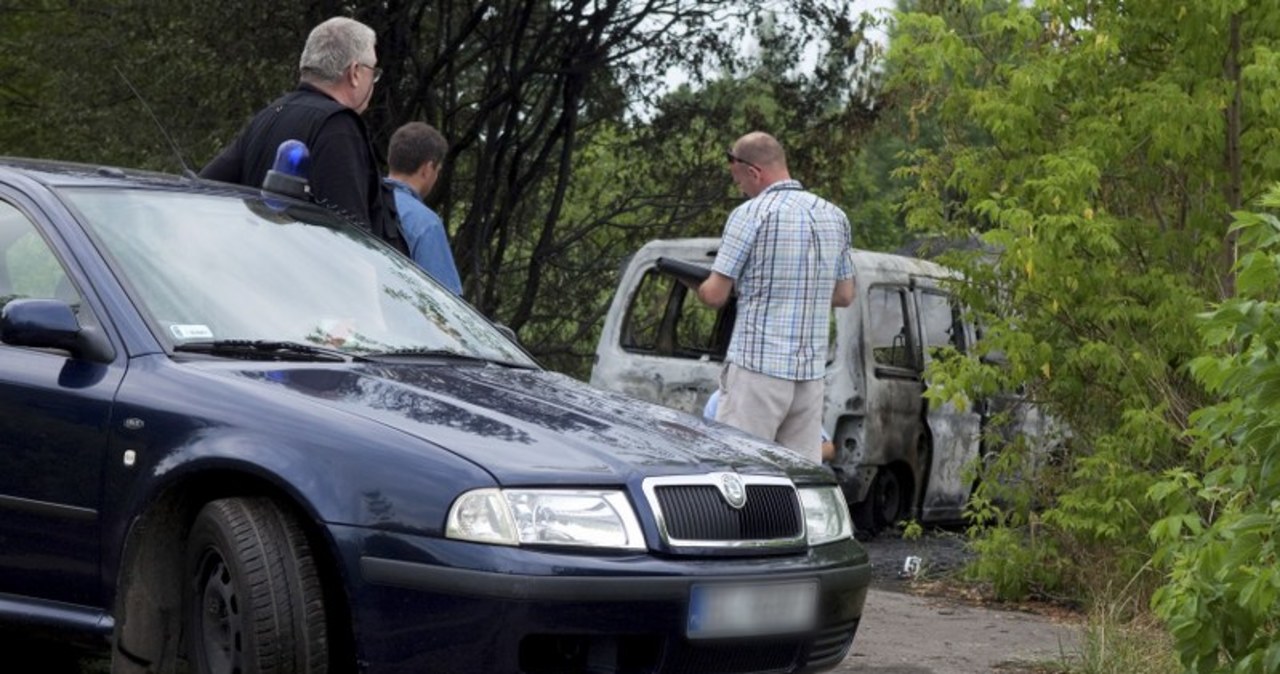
[716,472,747,509]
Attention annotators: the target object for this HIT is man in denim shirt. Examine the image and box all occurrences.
[696,131,855,463]
[384,122,463,294]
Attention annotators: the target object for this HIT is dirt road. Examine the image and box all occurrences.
[835,588,1078,673]
[840,529,1081,673]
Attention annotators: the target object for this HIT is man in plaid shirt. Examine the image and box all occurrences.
[697,132,855,463]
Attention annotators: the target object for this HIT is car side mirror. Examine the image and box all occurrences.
[1,299,113,362]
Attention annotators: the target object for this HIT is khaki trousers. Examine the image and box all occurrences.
[716,364,823,463]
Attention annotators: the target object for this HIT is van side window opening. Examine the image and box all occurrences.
[868,286,916,371]
[673,286,721,357]
[950,302,970,353]
[619,268,730,360]
[620,269,668,352]
[919,290,961,360]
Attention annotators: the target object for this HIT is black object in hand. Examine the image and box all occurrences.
[655,257,711,285]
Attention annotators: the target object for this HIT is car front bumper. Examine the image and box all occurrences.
[330,525,871,674]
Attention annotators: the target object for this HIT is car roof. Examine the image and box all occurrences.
[851,249,954,280]
[637,236,957,280]
[0,155,257,198]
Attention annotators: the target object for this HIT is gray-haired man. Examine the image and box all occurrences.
[202,17,405,253]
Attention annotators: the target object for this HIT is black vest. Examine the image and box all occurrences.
[209,86,408,256]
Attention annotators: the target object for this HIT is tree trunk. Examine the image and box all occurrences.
[1221,11,1243,299]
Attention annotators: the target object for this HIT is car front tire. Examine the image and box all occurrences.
[185,497,329,674]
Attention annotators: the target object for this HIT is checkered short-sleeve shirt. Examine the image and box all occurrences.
[711,180,854,381]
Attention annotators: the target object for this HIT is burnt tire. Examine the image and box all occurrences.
[851,504,878,540]
[852,467,908,539]
[871,468,905,531]
[185,497,328,674]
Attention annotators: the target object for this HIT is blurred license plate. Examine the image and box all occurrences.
[687,580,818,639]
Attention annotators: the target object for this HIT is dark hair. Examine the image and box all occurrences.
[388,122,448,173]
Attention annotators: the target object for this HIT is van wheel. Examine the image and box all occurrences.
[871,469,905,530]
[851,494,877,539]
[185,497,329,674]
[851,467,903,538]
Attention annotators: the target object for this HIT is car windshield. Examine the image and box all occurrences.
[61,187,535,366]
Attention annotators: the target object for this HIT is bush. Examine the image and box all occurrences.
[1152,186,1280,673]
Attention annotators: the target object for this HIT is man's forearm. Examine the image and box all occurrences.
[831,279,855,307]
[697,272,734,308]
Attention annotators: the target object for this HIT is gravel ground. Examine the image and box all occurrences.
[838,588,1080,674]
[847,526,1083,674]
[862,525,976,590]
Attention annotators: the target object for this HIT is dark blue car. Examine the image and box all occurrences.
[0,158,870,674]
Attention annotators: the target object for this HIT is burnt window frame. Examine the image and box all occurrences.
[866,284,920,379]
[618,266,734,361]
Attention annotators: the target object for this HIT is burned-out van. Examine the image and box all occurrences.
[591,238,1055,535]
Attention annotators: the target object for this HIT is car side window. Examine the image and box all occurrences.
[0,201,80,314]
[868,285,916,372]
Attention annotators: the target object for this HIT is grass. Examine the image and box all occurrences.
[910,548,1180,674]
[1067,602,1180,674]
[991,599,1180,674]
[987,605,1178,674]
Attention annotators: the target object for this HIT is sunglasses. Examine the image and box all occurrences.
[725,150,760,171]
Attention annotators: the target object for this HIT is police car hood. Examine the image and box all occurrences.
[255,362,828,485]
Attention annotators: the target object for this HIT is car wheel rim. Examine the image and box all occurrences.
[196,553,242,674]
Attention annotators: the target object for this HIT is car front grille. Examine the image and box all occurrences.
[642,474,804,548]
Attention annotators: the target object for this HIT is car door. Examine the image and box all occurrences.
[0,193,123,607]
[860,284,926,489]
[591,247,730,416]
[914,286,982,521]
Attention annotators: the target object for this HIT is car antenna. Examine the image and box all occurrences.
[114,65,199,180]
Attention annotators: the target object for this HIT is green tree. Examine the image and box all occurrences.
[0,1,879,378]
[512,2,890,374]
[1154,185,1280,672]
[887,0,1280,616]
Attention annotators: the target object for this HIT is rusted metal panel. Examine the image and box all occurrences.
[589,238,722,416]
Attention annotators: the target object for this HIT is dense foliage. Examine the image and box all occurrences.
[887,0,1280,669]
[1154,187,1280,672]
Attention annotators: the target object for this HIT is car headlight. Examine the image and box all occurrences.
[799,486,853,545]
[446,488,646,550]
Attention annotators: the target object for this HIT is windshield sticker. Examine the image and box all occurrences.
[170,324,214,340]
